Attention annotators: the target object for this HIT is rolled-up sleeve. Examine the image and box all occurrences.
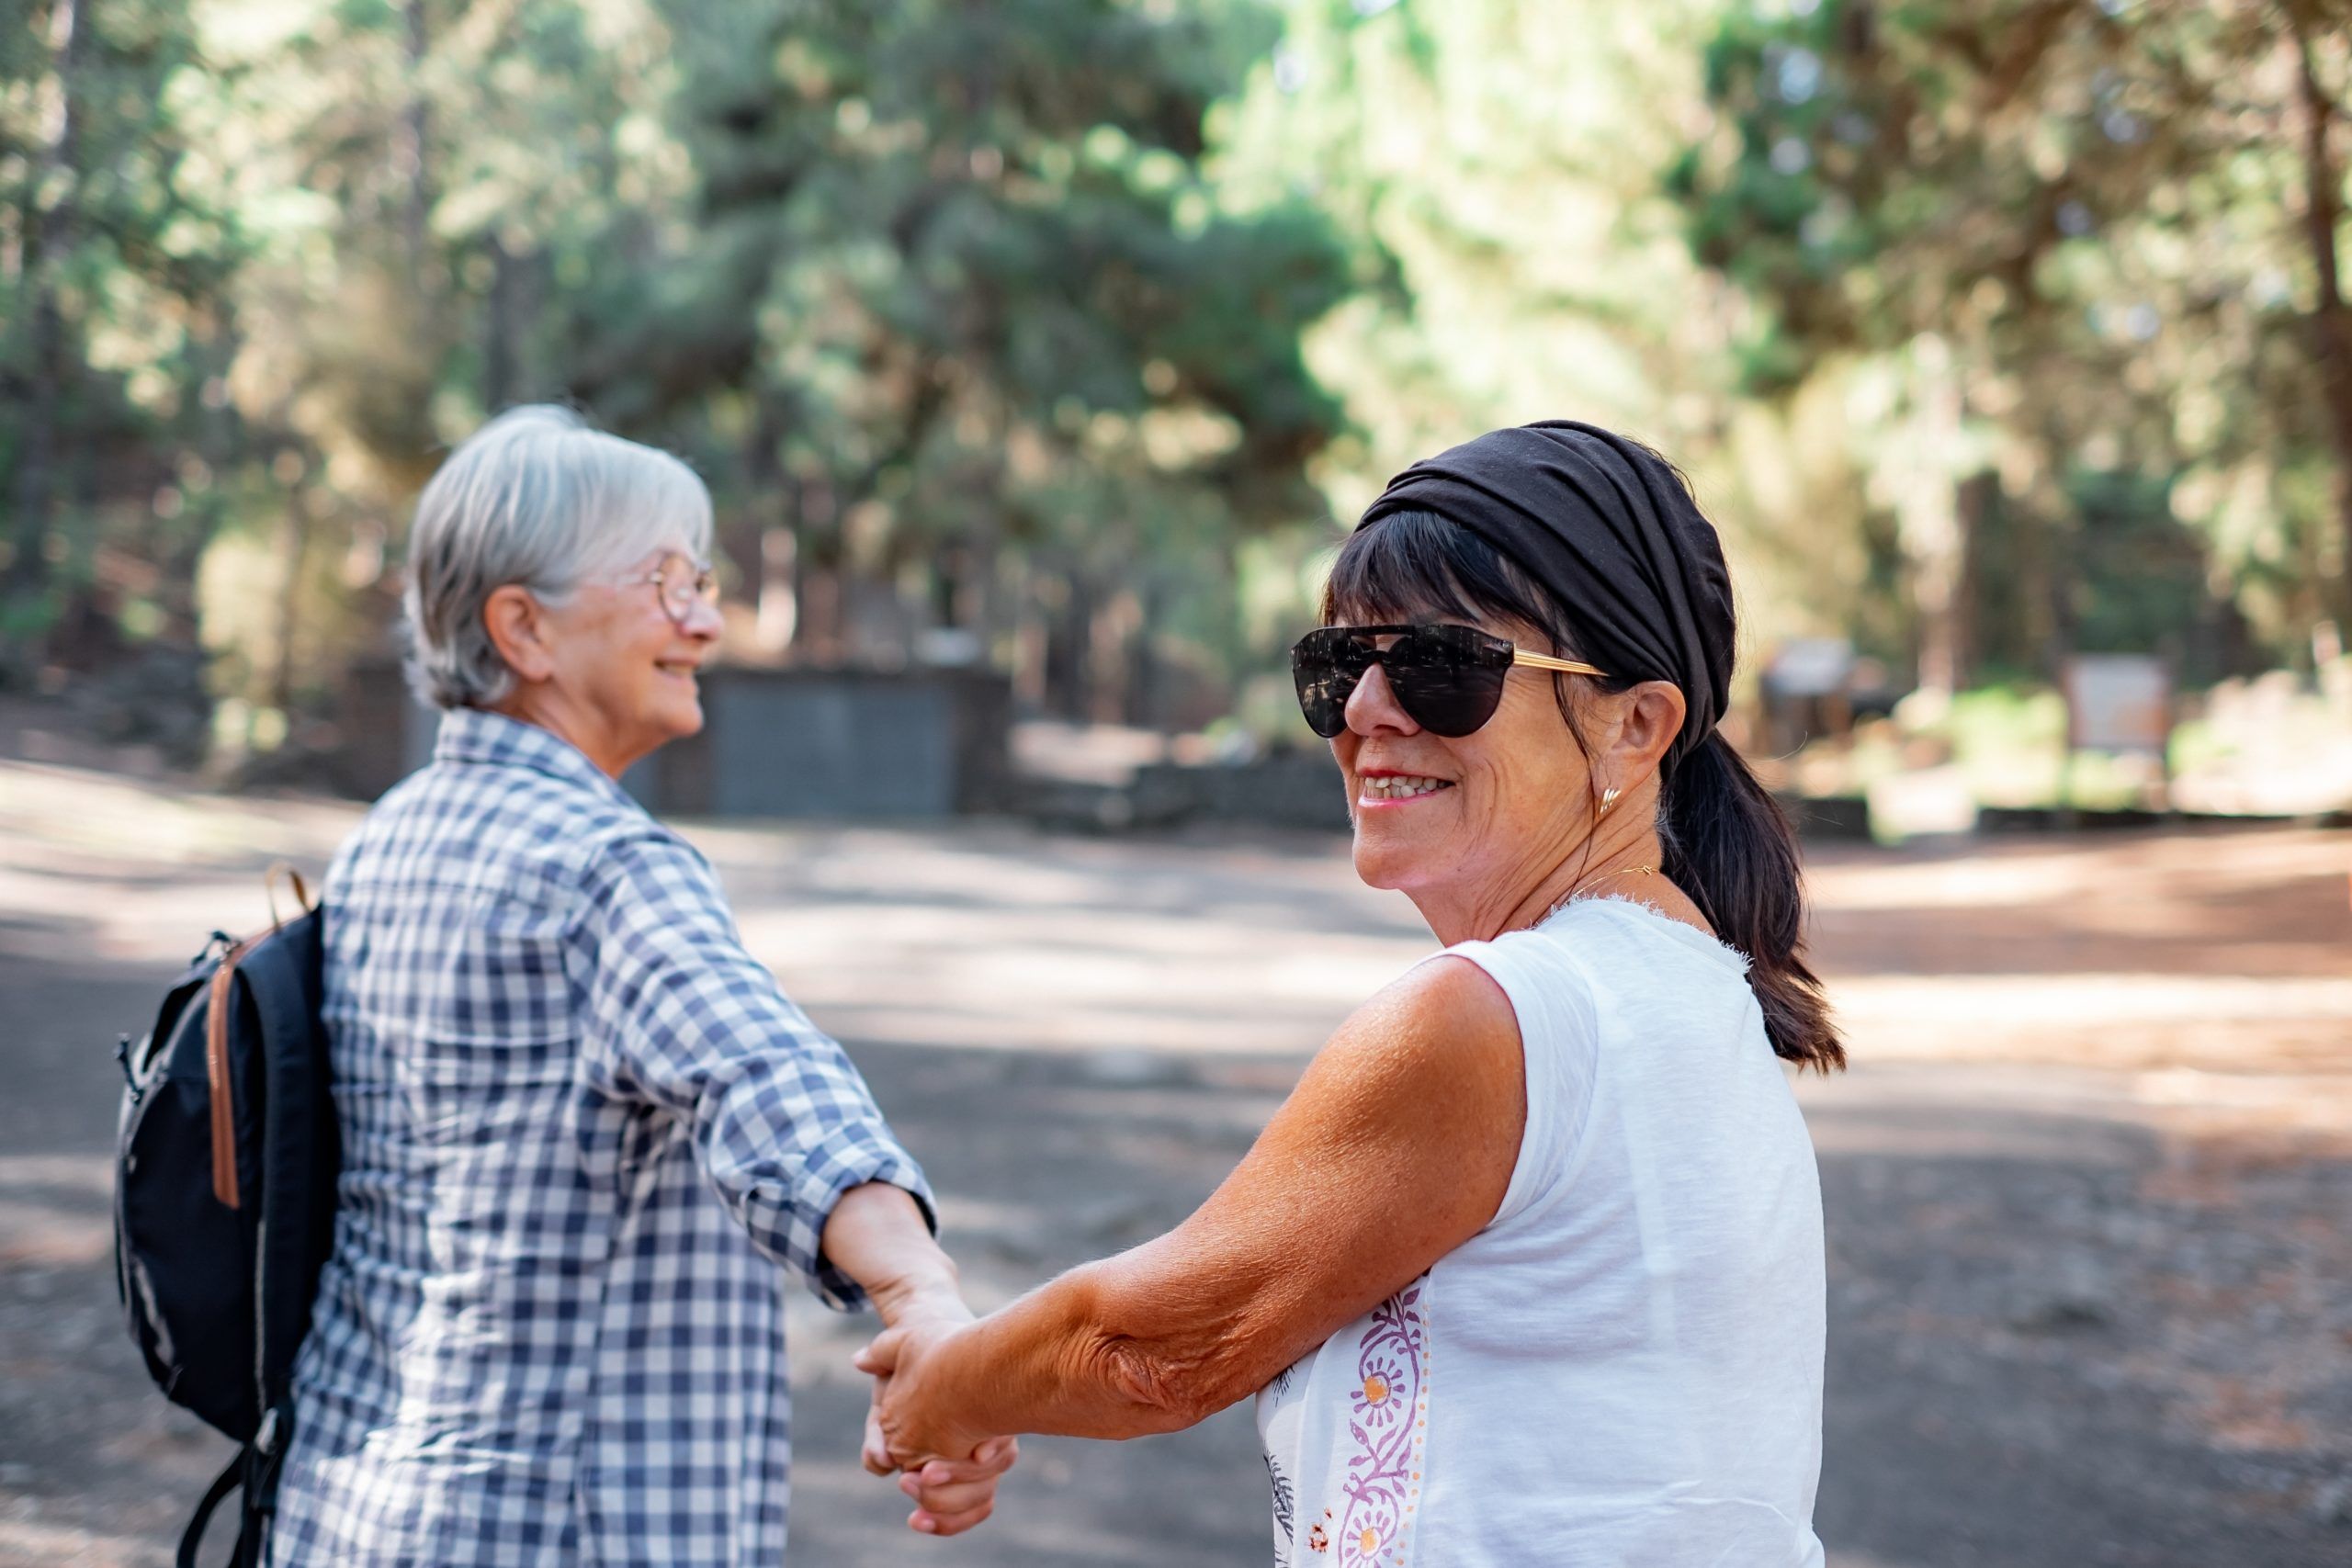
[570,827,933,1310]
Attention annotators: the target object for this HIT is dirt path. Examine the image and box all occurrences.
[1,758,2346,1566]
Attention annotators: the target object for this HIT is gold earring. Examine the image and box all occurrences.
[1598,785,1620,818]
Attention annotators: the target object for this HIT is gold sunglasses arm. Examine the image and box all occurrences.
[1511,650,1611,679]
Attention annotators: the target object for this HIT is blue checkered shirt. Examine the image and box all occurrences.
[270,708,933,1567]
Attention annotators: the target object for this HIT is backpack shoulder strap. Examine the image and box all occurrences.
[234,908,330,1404]
[223,908,329,1562]
[177,1446,252,1568]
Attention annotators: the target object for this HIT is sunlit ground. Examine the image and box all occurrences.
[1,756,2346,1565]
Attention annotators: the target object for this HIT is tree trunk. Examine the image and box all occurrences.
[271,497,311,714]
[8,299,66,600]
[757,527,797,656]
[1951,470,1993,688]
[1090,588,1140,726]
[6,0,88,637]
[966,497,1002,658]
[400,0,432,265]
[793,477,842,663]
[164,320,244,646]
[741,398,796,658]
[483,235,516,410]
[2291,20,2352,621]
[1046,570,1092,720]
[1131,578,1164,734]
[1895,338,1968,695]
[1010,559,1046,708]
[2009,451,2065,686]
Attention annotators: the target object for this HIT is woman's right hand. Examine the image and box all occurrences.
[857,1320,1019,1535]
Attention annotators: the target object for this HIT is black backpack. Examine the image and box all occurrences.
[113,869,338,1568]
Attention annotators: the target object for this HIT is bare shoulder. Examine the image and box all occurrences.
[1339,953,1519,1056]
[1284,954,1524,1143]
[1091,953,1533,1404]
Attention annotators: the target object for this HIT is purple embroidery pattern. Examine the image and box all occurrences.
[1336,1279,1429,1566]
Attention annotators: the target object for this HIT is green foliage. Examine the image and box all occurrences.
[4,0,1355,742]
[602,0,1352,672]
[1671,0,2352,676]
[478,0,1351,711]
[1,0,250,671]
[7,0,2351,768]
[1209,0,1839,665]
[658,0,1345,522]
[1218,0,1727,496]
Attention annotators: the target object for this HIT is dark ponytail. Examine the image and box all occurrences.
[1660,733,1842,1072]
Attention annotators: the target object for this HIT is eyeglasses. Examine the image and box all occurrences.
[1290,623,1610,739]
[621,554,720,626]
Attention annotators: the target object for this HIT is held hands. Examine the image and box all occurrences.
[820,1186,1016,1537]
[855,1292,1016,1537]
[855,1316,1017,1537]
[820,1187,1014,1535]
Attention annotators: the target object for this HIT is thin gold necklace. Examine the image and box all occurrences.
[1543,863,1658,924]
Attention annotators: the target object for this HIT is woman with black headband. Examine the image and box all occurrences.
[857,422,1840,1562]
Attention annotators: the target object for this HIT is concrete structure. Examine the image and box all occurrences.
[644,667,1012,818]
[347,661,1012,818]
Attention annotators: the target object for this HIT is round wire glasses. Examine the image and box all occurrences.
[622,554,721,626]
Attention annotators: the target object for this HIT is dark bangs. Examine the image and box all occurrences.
[1322,509,1586,664]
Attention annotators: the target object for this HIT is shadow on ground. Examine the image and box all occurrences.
[1,775,2346,1566]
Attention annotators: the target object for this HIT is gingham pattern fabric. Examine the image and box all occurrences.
[269,707,932,1567]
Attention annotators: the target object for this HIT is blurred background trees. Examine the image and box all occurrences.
[3,0,2346,783]
[1673,0,2349,693]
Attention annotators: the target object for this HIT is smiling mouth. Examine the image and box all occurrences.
[655,660,700,680]
[1360,773,1453,802]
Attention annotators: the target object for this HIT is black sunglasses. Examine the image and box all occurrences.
[1290,623,1610,739]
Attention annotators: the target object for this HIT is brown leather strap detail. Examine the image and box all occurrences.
[206,948,244,1210]
[264,862,315,931]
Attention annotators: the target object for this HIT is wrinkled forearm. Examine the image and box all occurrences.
[929,1249,1286,1443]
[903,957,1528,1448]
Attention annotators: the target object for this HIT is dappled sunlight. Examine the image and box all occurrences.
[733,894,1428,1057]
[0,761,361,962]
[1804,827,2342,913]
[0,761,356,877]
[4,764,2347,1566]
[1807,827,2351,982]
[0,1154,116,1269]
[12,0,2351,1551]
[1830,972,2352,1082]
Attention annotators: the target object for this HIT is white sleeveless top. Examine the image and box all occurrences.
[1255,897,1826,1568]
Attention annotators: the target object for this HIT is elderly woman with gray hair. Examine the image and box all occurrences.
[269,406,1012,1565]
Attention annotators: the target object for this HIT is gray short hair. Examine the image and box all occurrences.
[403,405,715,709]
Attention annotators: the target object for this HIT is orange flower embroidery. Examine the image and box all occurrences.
[1337,1282,1427,1568]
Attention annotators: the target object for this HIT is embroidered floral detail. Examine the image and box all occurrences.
[1307,1515,1331,1552]
[1266,1451,1295,1543]
[1337,1280,1428,1567]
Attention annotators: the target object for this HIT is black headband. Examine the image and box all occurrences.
[1356,420,1734,771]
